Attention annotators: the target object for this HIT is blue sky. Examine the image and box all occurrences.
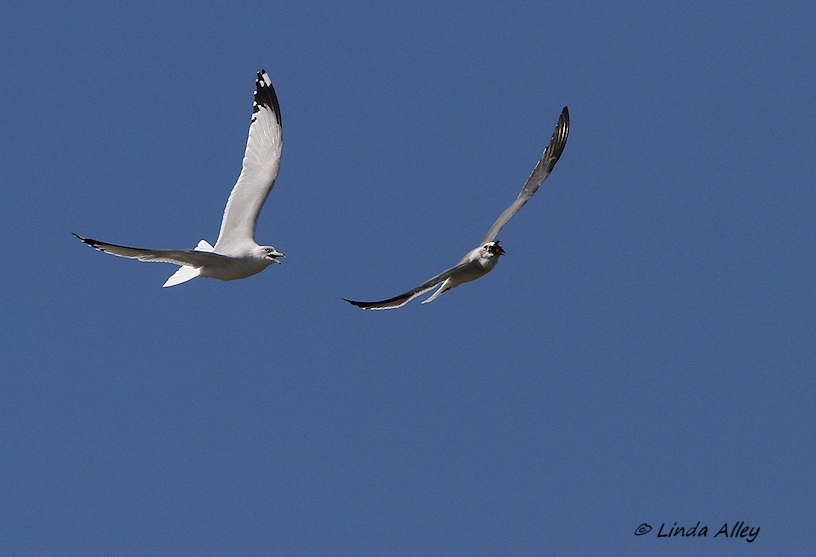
[2,1,814,555]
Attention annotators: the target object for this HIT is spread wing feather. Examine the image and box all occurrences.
[482,106,569,244]
[214,70,283,253]
[73,234,230,268]
[343,261,471,310]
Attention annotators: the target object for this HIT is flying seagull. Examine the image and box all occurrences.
[74,70,284,287]
[344,106,569,310]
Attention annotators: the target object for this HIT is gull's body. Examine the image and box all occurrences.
[344,106,569,310]
[75,70,284,287]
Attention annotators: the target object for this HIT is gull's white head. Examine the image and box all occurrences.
[469,241,505,269]
[483,241,506,258]
[255,245,285,264]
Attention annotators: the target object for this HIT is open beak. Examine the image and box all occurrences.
[492,242,506,255]
[268,251,285,264]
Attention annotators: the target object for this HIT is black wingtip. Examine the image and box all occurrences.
[253,69,282,127]
[342,298,371,310]
[73,233,94,246]
[547,106,570,168]
[559,106,569,131]
[560,107,570,136]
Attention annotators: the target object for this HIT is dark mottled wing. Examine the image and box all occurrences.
[215,70,283,252]
[343,261,471,310]
[73,234,230,267]
[482,106,570,244]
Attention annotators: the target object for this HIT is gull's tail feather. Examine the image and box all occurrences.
[162,240,214,288]
[163,266,200,287]
[421,280,451,304]
[194,240,215,252]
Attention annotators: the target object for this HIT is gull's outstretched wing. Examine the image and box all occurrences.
[214,70,283,253]
[344,261,472,310]
[481,106,569,244]
[73,234,230,268]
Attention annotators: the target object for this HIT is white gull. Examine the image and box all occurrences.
[75,70,284,287]
[344,106,569,310]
